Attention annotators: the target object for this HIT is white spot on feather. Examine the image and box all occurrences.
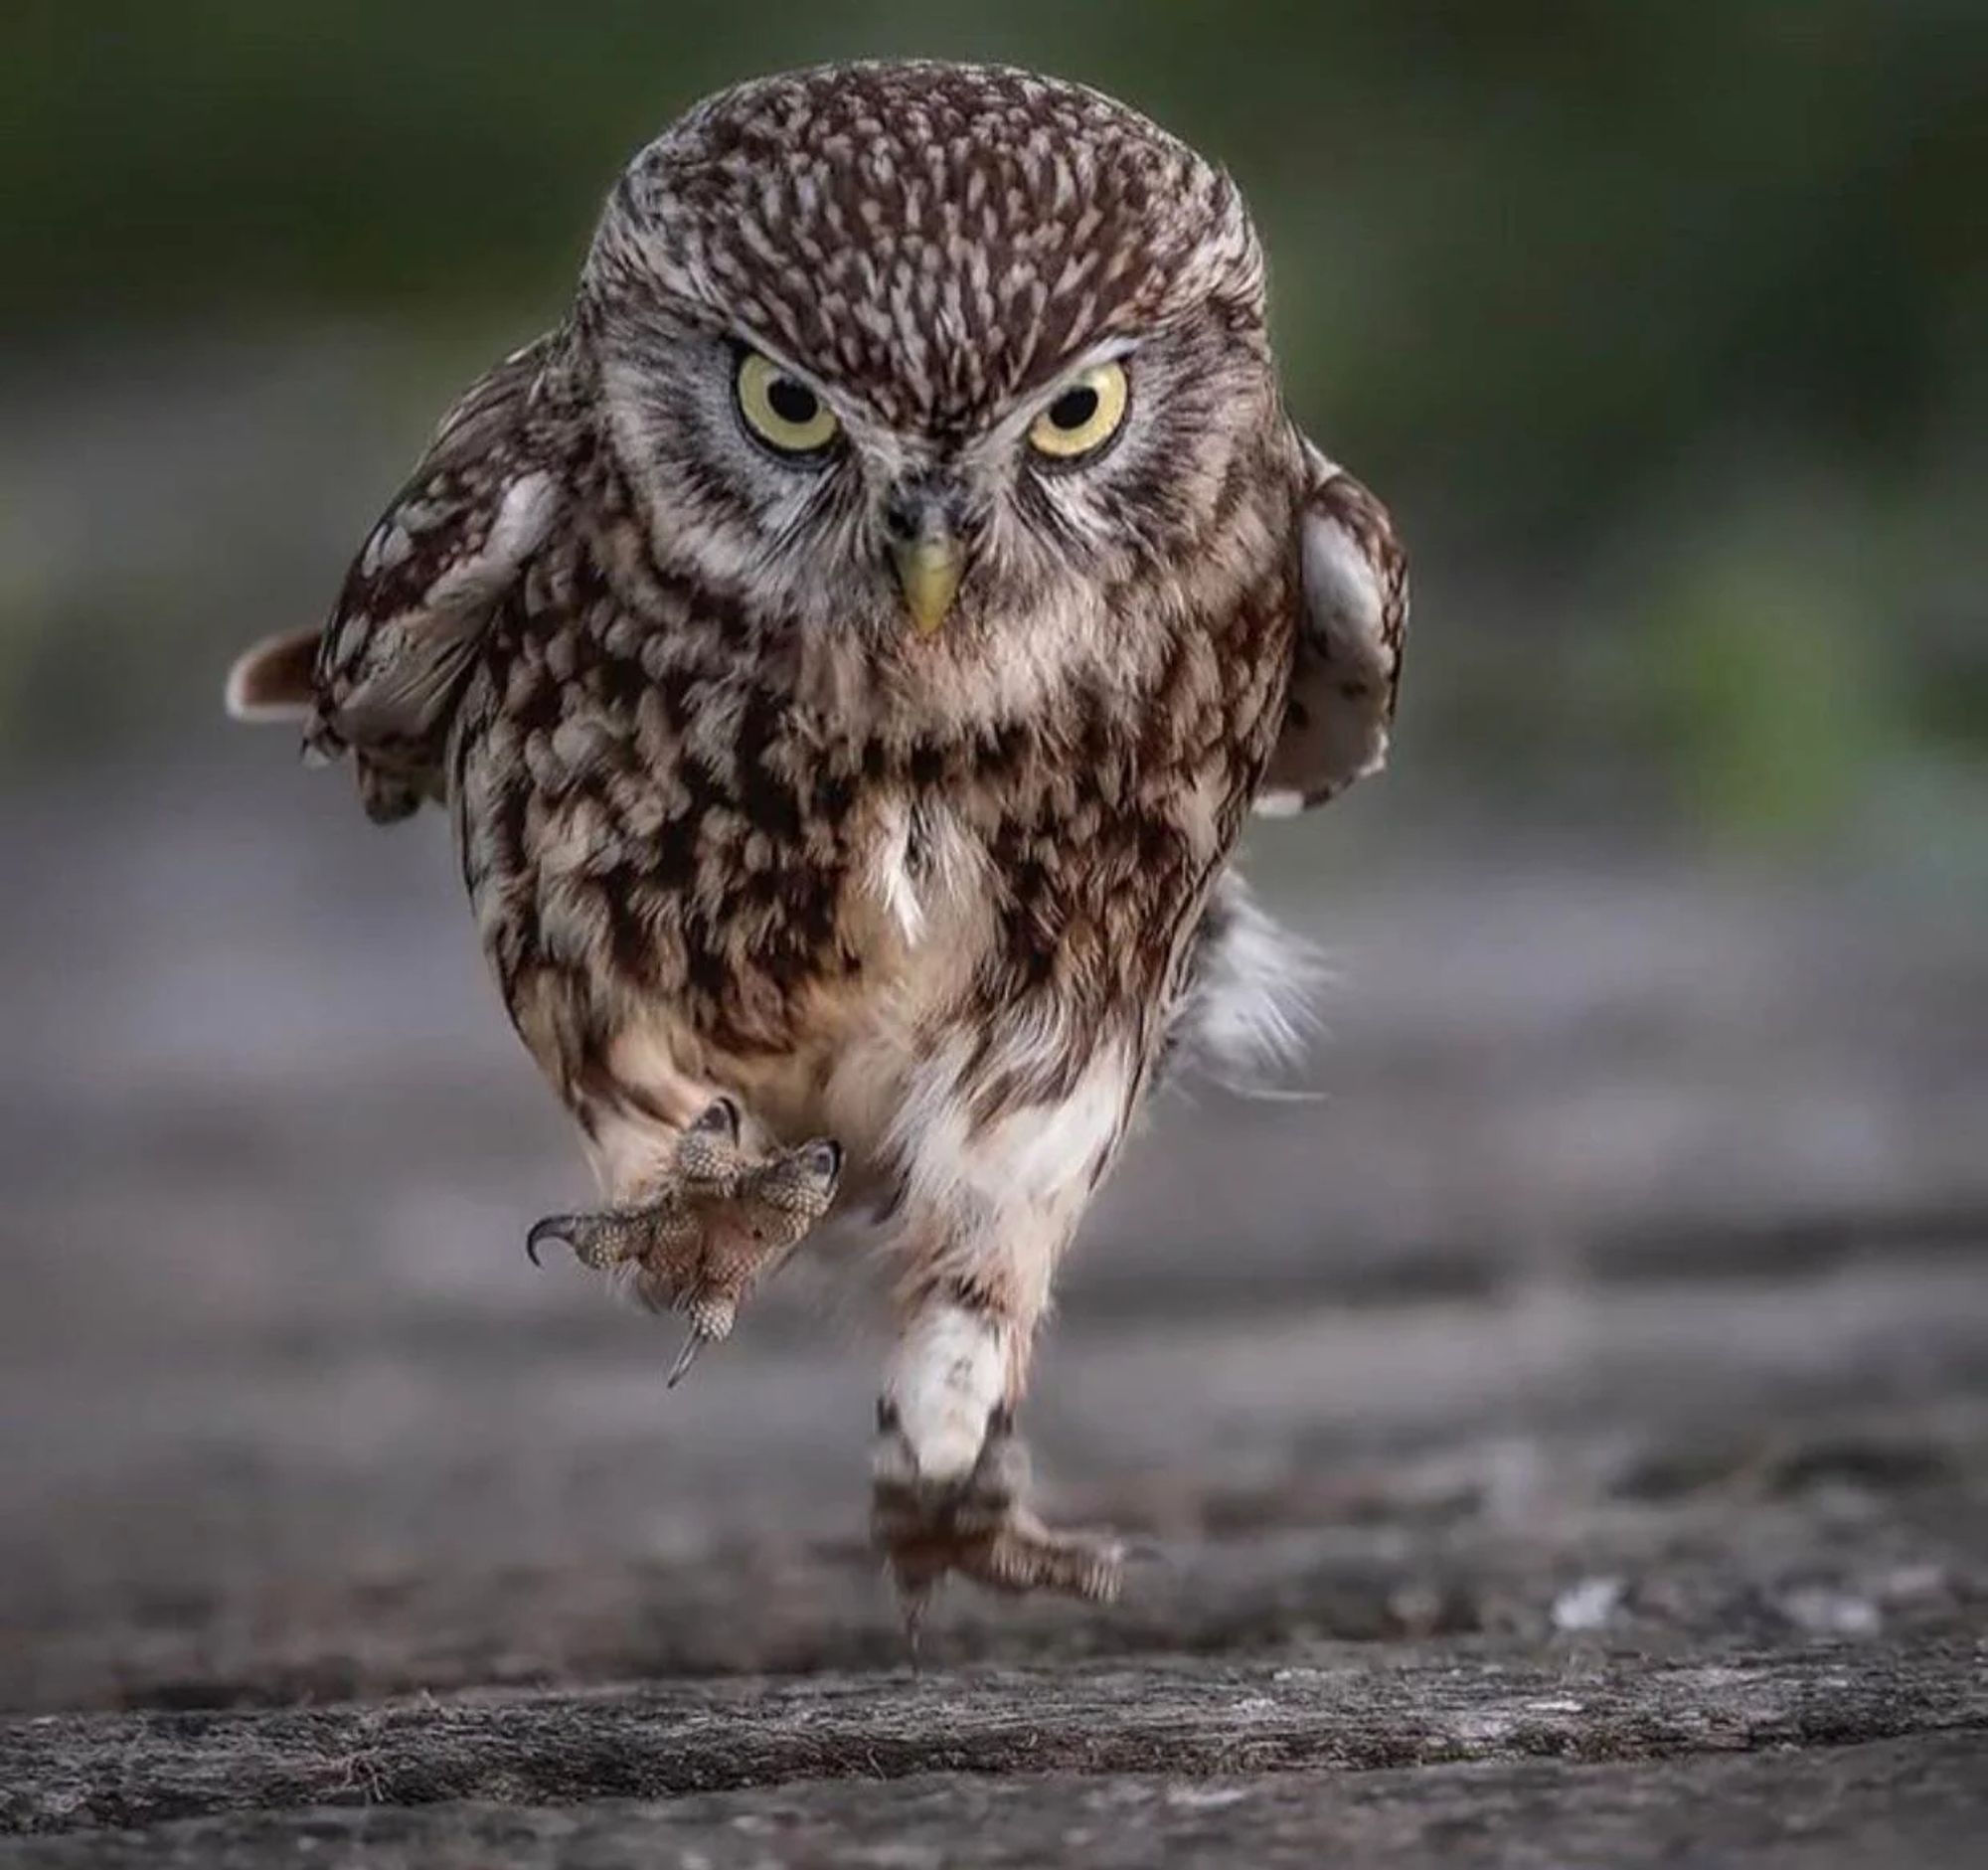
[869,800,926,946]
[359,521,413,579]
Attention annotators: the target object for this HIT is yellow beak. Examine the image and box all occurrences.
[891,534,964,636]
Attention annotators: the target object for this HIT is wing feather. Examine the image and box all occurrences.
[224,334,571,822]
[1256,436,1408,813]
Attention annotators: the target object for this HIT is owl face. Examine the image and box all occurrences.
[580,64,1280,664]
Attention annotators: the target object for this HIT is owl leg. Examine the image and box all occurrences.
[861,1038,1138,1621]
[527,1097,842,1385]
[869,1292,1125,1623]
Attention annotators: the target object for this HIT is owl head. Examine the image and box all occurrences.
[574,63,1284,682]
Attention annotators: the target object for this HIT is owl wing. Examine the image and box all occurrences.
[225,335,569,821]
[1255,435,1408,814]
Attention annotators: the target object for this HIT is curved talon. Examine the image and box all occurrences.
[525,1214,578,1267]
[901,1586,932,1669]
[663,1285,743,1388]
[666,1325,708,1390]
[800,1138,844,1180]
[526,1209,626,1271]
[689,1095,742,1141]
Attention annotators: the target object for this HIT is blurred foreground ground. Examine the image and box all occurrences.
[3,752,1985,1864]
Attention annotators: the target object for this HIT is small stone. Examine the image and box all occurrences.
[1776,1587,1882,1636]
[1552,1576,1625,1632]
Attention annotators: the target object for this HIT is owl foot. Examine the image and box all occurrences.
[871,1408,1124,1632]
[527,1097,842,1386]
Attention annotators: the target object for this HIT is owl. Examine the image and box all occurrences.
[227,62,1407,1621]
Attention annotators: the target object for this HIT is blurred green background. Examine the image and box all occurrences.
[3,0,1982,864]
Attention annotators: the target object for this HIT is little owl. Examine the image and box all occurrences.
[228,61,1407,1620]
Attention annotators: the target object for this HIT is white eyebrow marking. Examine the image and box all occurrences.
[972,335,1147,455]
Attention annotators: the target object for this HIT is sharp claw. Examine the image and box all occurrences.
[665,1325,707,1390]
[527,1211,623,1271]
[801,1137,844,1181]
[689,1095,742,1143]
[900,1583,932,1671]
[525,1215,574,1267]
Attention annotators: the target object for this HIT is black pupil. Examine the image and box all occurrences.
[1048,386,1099,430]
[766,377,818,426]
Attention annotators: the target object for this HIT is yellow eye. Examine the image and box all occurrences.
[736,351,840,454]
[1027,361,1130,461]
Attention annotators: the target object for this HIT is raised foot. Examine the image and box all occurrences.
[528,1097,841,1385]
[871,1410,1124,1624]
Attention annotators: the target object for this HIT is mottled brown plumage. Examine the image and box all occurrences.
[227,61,1408,1618]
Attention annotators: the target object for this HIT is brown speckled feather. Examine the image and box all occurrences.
[308,335,577,822]
[228,60,1407,1601]
[1257,439,1410,811]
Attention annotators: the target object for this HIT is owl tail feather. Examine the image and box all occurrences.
[224,627,321,724]
[1165,874,1330,1099]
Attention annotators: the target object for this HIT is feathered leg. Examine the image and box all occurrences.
[867,1043,1133,1619]
[871,1300,1124,1617]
